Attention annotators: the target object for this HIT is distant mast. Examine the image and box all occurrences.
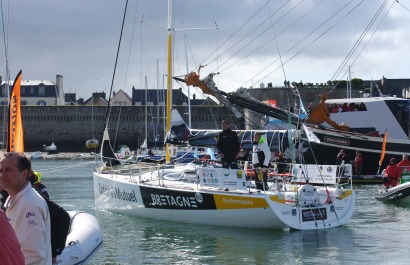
[165,0,173,163]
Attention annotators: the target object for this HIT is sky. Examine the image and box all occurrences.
[1,0,410,100]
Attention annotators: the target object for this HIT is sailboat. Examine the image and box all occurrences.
[86,97,100,149]
[6,70,103,265]
[95,126,355,230]
[92,0,355,231]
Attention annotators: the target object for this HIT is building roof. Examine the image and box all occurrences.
[111,89,132,103]
[1,80,55,86]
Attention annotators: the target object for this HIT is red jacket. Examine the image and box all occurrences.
[354,155,362,169]
[398,160,410,168]
[386,165,401,179]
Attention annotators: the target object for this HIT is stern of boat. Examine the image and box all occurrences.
[266,184,355,230]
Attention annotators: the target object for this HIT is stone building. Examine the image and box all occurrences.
[0,75,64,106]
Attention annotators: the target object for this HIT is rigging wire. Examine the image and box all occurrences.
[38,161,96,174]
[244,0,363,87]
[330,0,389,82]
[197,0,275,69]
[266,0,287,83]
[103,0,129,133]
[123,0,139,91]
[216,0,324,78]
[396,0,410,13]
[0,0,10,147]
[170,3,221,130]
[207,0,293,74]
[328,0,397,95]
[214,0,219,89]
[0,0,9,81]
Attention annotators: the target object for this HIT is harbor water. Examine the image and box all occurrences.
[35,160,410,265]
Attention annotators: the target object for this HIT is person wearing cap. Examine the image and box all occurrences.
[252,133,271,190]
[217,120,240,169]
[30,171,49,199]
[0,152,52,265]
[384,158,402,189]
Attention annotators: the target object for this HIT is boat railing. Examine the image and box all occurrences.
[96,154,159,181]
[243,160,354,191]
[96,153,197,185]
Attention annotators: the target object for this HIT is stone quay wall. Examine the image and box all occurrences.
[1,86,354,152]
[1,105,242,152]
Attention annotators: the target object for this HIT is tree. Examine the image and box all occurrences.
[351,78,365,90]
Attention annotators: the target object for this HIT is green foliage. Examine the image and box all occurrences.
[329,78,364,90]
[332,80,348,89]
[351,78,365,90]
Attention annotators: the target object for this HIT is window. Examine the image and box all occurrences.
[39,86,45,96]
[37,101,47,106]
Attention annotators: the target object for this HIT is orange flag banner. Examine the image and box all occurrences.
[7,70,24,152]
[379,129,388,166]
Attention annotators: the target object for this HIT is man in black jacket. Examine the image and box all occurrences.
[217,120,240,169]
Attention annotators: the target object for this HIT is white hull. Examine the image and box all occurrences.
[93,166,355,230]
[56,211,103,265]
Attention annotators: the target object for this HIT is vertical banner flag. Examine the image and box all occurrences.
[379,130,388,166]
[7,70,24,152]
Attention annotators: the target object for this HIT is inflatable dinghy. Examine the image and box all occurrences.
[375,182,410,203]
[56,211,103,265]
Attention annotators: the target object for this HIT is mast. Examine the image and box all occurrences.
[184,35,192,128]
[145,76,148,146]
[156,60,160,132]
[91,94,95,139]
[165,0,173,163]
[348,65,352,98]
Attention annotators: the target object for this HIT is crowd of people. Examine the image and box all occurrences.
[329,102,367,113]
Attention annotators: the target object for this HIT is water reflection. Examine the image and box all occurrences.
[35,161,410,265]
[93,211,357,265]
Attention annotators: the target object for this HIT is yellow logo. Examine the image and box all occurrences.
[236,170,243,178]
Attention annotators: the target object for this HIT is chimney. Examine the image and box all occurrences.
[56,75,64,105]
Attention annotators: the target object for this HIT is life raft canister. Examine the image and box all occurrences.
[298,184,319,205]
